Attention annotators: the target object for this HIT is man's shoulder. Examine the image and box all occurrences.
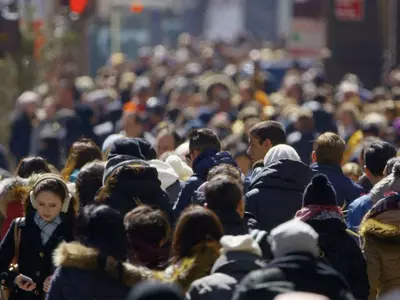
[348,194,372,210]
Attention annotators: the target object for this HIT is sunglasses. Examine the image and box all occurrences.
[185,153,191,163]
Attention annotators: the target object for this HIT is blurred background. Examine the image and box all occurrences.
[0,0,399,168]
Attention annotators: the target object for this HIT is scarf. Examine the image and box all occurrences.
[295,205,344,223]
[34,212,62,245]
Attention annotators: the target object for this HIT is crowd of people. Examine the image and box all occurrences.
[1,33,400,300]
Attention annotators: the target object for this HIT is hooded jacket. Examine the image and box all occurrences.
[347,164,400,233]
[46,240,221,300]
[173,151,237,217]
[245,160,313,232]
[311,163,364,208]
[360,193,400,300]
[98,164,172,221]
[187,236,265,300]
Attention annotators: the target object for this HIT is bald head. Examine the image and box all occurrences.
[274,292,329,300]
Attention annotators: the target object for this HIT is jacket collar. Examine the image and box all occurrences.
[310,163,343,174]
[211,251,265,276]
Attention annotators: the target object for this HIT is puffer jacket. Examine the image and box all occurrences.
[360,193,400,300]
[173,151,237,217]
[245,160,313,232]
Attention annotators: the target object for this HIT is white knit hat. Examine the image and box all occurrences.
[269,219,319,258]
[264,145,301,167]
[148,159,179,190]
[220,235,262,257]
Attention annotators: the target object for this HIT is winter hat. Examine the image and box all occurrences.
[103,158,148,185]
[264,145,301,167]
[165,154,193,181]
[175,141,190,160]
[107,137,157,161]
[102,134,123,153]
[268,219,319,258]
[302,174,337,207]
[127,281,184,300]
[370,162,400,204]
[148,160,179,190]
[274,293,329,300]
[220,235,262,257]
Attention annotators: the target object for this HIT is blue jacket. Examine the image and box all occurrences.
[347,194,373,233]
[311,163,364,207]
[173,151,237,217]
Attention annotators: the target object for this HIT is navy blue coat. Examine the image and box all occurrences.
[245,160,313,232]
[0,216,73,300]
[311,163,365,207]
[173,151,237,217]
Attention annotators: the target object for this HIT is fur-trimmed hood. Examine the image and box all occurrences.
[0,175,40,217]
[53,241,220,291]
[360,218,400,242]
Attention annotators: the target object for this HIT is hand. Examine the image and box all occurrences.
[15,275,36,292]
[43,276,52,293]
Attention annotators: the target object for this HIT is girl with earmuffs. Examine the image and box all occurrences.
[0,174,78,300]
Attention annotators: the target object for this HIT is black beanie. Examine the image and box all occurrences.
[127,281,184,300]
[107,137,156,161]
[302,174,337,206]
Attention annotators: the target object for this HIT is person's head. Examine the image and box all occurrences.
[384,157,400,177]
[337,102,360,128]
[295,109,314,133]
[204,175,245,218]
[43,96,57,119]
[124,205,171,267]
[274,293,329,300]
[75,204,127,260]
[364,141,397,185]
[27,175,78,222]
[75,161,105,207]
[312,132,345,166]
[232,144,252,176]
[172,205,223,260]
[342,162,363,182]
[302,174,337,207]
[16,156,51,178]
[62,139,102,181]
[122,111,145,138]
[186,129,221,164]
[269,219,319,258]
[127,281,184,300]
[156,128,181,157]
[263,145,301,167]
[17,91,39,117]
[248,121,286,163]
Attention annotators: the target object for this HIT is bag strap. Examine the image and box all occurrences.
[13,218,23,268]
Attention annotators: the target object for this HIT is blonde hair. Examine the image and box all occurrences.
[342,162,362,181]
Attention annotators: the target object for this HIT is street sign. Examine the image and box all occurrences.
[334,0,364,21]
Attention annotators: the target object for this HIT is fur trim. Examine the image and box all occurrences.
[360,218,400,239]
[53,241,220,291]
[0,175,40,217]
[54,242,154,286]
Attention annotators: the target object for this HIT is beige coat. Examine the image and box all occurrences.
[360,211,400,300]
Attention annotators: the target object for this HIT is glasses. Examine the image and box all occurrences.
[185,153,191,163]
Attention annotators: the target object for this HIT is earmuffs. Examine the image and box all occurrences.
[29,174,72,213]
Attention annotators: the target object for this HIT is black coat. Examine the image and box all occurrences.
[245,160,313,232]
[187,251,265,300]
[0,216,73,300]
[307,219,369,300]
[233,253,355,300]
[9,111,33,163]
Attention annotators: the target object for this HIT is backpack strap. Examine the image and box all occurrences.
[13,218,23,270]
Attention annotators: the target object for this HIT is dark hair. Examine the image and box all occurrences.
[172,206,223,260]
[16,156,50,178]
[75,204,127,261]
[364,142,397,176]
[205,176,243,212]
[207,163,241,182]
[124,205,171,268]
[25,178,78,223]
[188,128,221,153]
[76,161,105,207]
[62,139,103,181]
[385,157,400,176]
[249,121,286,145]
[157,127,182,149]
